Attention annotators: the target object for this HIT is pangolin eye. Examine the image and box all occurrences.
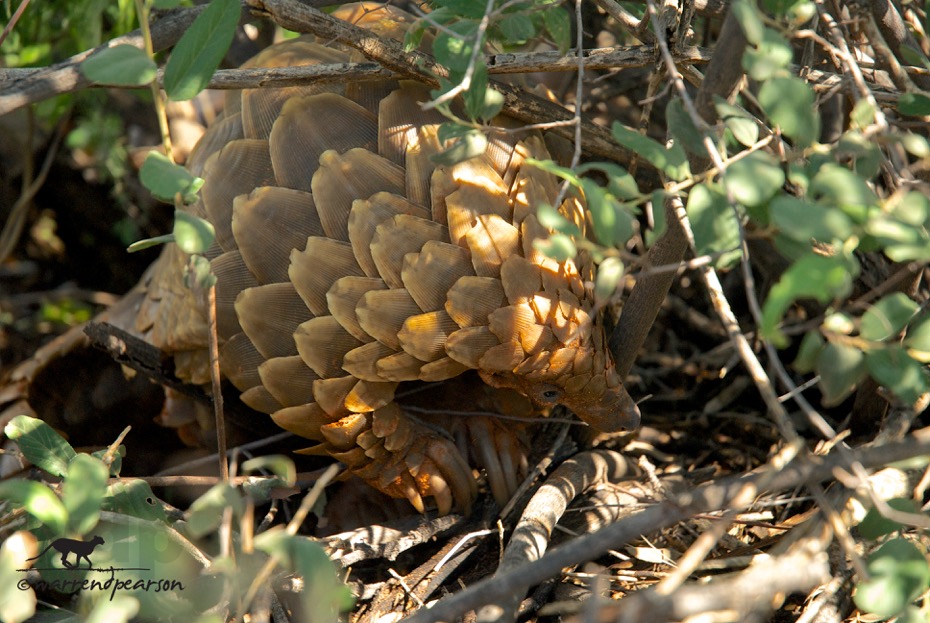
[536,387,563,403]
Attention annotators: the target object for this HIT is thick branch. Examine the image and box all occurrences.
[0,45,711,92]
[402,426,930,623]
[610,5,747,379]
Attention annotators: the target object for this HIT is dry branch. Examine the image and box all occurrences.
[402,425,930,623]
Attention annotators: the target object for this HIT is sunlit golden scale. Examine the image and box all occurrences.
[128,3,639,514]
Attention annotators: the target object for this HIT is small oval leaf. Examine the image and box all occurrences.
[173,211,216,255]
[4,415,76,478]
[81,45,157,86]
[163,0,240,100]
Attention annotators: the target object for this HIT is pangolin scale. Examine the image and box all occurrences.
[126,3,639,513]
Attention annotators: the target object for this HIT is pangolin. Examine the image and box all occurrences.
[125,3,640,514]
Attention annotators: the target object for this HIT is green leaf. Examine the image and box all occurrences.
[899,44,930,69]
[404,21,428,52]
[163,0,240,100]
[666,98,706,157]
[293,538,355,619]
[715,99,759,147]
[255,531,354,617]
[433,0,486,19]
[725,151,785,207]
[858,498,920,540]
[866,346,930,405]
[433,21,478,73]
[63,454,108,535]
[0,480,67,534]
[537,203,581,237]
[460,62,502,121]
[594,257,624,303]
[904,314,930,360]
[854,538,930,618]
[1,533,37,623]
[140,151,202,203]
[685,183,742,268]
[893,191,930,226]
[173,211,216,255]
[612,122,690,181]
[850,99,876,129]
[792,331,824,374]
[742,30,793,81]
[731,0,765,45]
[836,131,882,180]
[81,44,157,86]
[92,444,124,477]
[241,455,296,487]
[760,253,857,345]
[85,595,140,623]
[4,415,76,478]
[770,196,853,243]
[185,254,217,289]
[860,293,918,342]
[528,158,586,189]
[758,76,820,147]
[431,129,488,166]
[543,6,571,53]
[576,162,640,200]
[127,233,176,253]
[865,215,930,262]
[894,133,930,159]
[582,179,634,247]
[103,480,168,522]
[810,163,878,217]
[498,14,536,43]
[533,234,576,262]
[898,93,930,117]
[153,0,186,7]
[187,483,243,537]
[816,342,867,406]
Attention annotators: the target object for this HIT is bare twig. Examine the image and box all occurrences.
[588,543,830,622]
[0,118,65,264]
[477,451,639,623]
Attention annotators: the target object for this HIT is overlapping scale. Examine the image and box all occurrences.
[401,241,474,312]
[232,186,323,284]
[348,192,430,277]
[370,214,448,288]
[312,149,405,241]
[211,250,257,340]
[269,93,378,192]
[200,139,275,251]
[234,283,306,359]
[295,316,363,378]
[289,237,364,316]
[258,355,318,408]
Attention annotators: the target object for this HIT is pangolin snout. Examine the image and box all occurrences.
[565,382,641,433]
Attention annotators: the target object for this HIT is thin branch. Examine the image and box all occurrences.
[0,5,207,116]
[242,0,645,165]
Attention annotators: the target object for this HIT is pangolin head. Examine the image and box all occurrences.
[479,345,641,433]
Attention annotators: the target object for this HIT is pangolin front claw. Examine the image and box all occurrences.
[320,404,479,514]
[456,416,530,508]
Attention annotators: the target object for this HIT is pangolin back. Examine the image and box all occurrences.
[132,3,640,513]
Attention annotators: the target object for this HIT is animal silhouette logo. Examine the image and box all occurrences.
[26,535,105,569]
